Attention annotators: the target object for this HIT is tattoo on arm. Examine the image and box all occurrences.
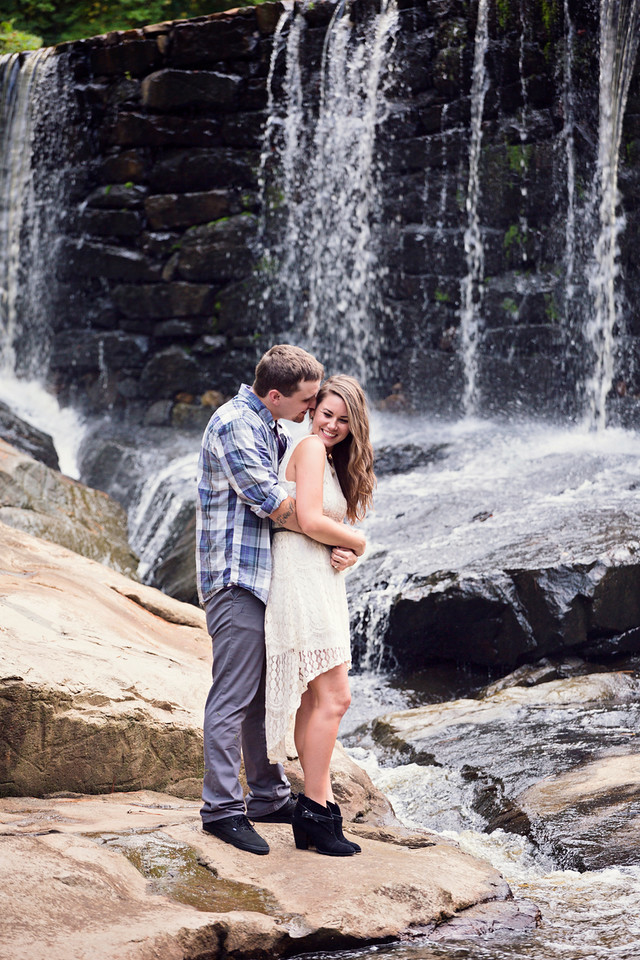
[274,498,296,528]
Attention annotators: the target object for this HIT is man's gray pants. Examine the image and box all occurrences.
[200,586,290,823]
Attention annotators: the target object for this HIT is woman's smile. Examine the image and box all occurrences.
[312,392,350,449]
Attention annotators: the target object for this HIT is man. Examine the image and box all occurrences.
[196,343,324,855]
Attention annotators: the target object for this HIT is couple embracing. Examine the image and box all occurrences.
[196,344,375,857]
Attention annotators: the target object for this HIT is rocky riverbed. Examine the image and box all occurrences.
[0,436,539,959]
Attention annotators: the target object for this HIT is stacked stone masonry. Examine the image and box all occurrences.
[36,0,640,425]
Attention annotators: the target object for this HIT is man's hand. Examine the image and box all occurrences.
[330,547,359,571]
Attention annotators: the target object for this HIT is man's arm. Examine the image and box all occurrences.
[214,418,289,518]
[270,495,303,532]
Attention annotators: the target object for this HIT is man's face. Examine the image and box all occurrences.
[273,380,321,422]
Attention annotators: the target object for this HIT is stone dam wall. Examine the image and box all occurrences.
[20,0,640,427]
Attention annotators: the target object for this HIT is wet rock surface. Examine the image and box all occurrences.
[0,402,59,470]
[0,790,537,960]
[351,423,640,671]
[371,659,640,870]
[0,517,539,956]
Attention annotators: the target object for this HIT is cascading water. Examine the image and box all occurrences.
[562,0,578,309]
[459,0,490,416]
[0,49,53,376]
[261,0,399,383]
[0,49,85,475]
[583,0,640,430]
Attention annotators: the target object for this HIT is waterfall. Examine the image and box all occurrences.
[459,0,490,416]
[0,49,54,376]
[262,0,399,384]
[128,452,197,583]
[0,49,85,475]
[562,0,577,307]
[583,0,640,430]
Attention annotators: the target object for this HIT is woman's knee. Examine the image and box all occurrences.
[321,684,351,720]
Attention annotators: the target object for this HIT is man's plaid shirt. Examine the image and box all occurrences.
[196,384,290,606]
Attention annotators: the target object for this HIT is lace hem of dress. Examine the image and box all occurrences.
[265,646,351,763]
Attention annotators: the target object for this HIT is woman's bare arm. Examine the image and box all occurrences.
[291,436,366,553]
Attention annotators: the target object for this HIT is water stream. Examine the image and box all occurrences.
[459,0,490,416]
[583,0,640,430]
[0,49,86,476]
[261,0,399,382]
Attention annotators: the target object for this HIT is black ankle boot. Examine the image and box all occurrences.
[326,800,361,854]
[292,794,355,856]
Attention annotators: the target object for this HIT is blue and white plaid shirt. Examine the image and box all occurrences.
[196,384,291,605]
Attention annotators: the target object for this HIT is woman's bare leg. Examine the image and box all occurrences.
[293,663,351,806]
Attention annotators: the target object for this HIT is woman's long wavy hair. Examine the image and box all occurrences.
[314,375,376,523]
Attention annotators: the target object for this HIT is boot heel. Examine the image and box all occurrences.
[292,825,309,850]
[292,793,354,856]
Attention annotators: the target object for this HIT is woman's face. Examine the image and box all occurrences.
[311,391,350,450]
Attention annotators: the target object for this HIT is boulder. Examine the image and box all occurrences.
[176,214,260,283]
[167,14,260,68]
[139,345,202,398]
[0,402,59,470]
[0,440,138,577]
[371,663,640,869]
[112,281,217,319]
[57,239,162,282]
[144,190,238,230]
[374,441,448,476]
[378,558,640,670]
[351,448,640,671]
[106,111,220,148]
[147,147,258,192]
[0,518,207,796]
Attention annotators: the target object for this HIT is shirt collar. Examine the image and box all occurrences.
[239,384,275,427]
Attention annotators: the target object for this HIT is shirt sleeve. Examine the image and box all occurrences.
[212,416,288,518]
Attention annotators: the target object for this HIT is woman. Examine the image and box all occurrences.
[264,375,375,856]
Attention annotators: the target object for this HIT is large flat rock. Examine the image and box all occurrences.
[0,791,538,959]
[0,518,540,953]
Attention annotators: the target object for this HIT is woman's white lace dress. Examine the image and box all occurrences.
[264,436,351,762]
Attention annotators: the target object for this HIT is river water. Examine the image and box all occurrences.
[325,410,640,960]
[334,670,640,960]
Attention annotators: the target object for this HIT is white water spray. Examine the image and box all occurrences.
[584,0,640,430]
[459,0,490,415]
[263,0,399,383]
[0,50,86,476]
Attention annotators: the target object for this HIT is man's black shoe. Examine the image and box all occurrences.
[249,795,297,824]
[202,814,269,854]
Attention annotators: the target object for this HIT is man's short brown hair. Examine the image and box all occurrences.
[253,344,324,397]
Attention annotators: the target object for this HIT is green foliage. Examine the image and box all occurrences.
[435,289,451,303]
[544,291,560,322]
[540,0,560,34]
[506,142,533,176]
[0,19,42,51]
[1,0,267,46]
[502,297,519,316]
[496,0,511,30]
[503,223,524,253]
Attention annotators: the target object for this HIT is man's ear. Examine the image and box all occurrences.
[267,388,281,406]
